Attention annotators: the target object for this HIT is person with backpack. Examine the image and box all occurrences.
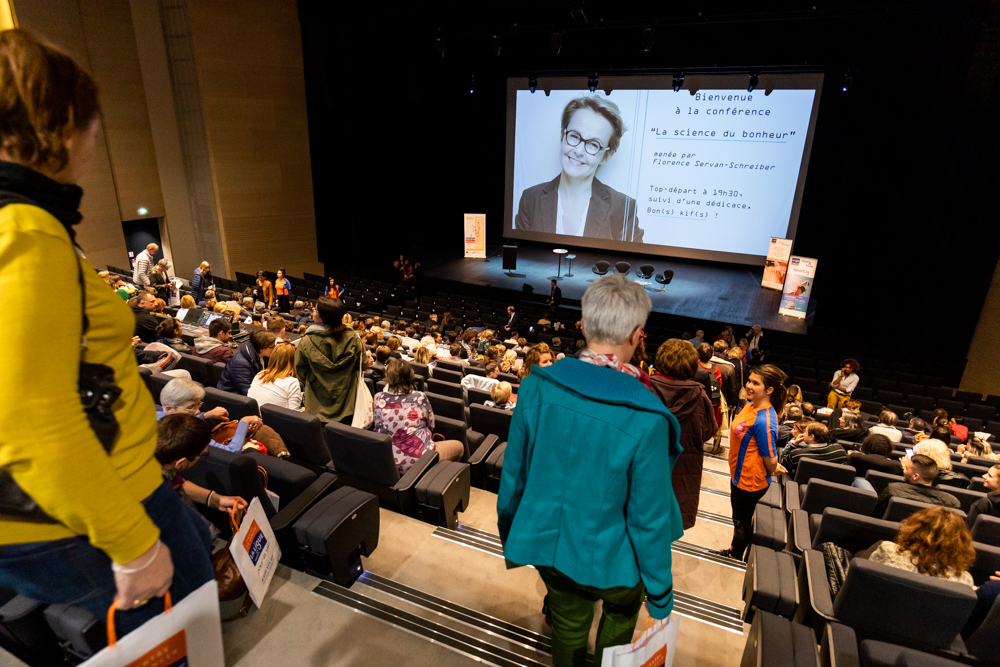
[695,342,723,428]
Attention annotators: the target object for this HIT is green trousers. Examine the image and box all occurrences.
[537,566,645,667]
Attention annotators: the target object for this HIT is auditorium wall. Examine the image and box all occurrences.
[962,256,1000,396]
[10,0,321,281]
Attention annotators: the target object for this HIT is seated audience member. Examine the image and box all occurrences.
[498,348,518,374]
[786,384,803,407]
[193,318,235,364]
[904,417,927,438]
[914,438,970,487]
[153,298,166,313]
[931,424,956,445]
[448,343,468,366]
[477,329,496,355]
[204,297,217,312]
[297,324,307,336]
[780,422,845,478]
[385,336,403,360]
[130,291,159,343]
[180,294,197,309]
[486,344,505,363]
[516,337,529,352]
[648,338,717,530]
[154,317,191,354]
[848,434,903,490]
[828,411,868,443]
[869,410,903,443]
[218,330,276,396]
[368,346,391,384]
[156,414,247,513]
[484,381,516,411]
[959,436,998,463]
[267,315,288,343]
[864,506,975,585]
[462,362,500,392]
[412,345,433,367]
[197,288,215,308]
[778,405,805,447]
[779,419,812,460]
[829,398,868,427]
[872,454,960,517]
[459,329,478,358]
[157,378,290,458]
[373,360,463,476]
[517,343,554,381]
[248,343,302,410]
[801,401,816,419]
[504,331,519,345]
[965,464,1000,528]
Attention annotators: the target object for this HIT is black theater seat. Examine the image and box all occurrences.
[260,404,332,467]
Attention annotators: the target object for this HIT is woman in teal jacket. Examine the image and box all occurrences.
[497,274,683,666]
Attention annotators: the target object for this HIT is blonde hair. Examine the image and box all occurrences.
[199,261,211,272]
[491,381,512,404]
[257,343,296,384]
[413,346,432,364]
[561,95,626,153]
[213,302,228,314]
[913,439,953,470]
[180,295,196,308]
[503,349,517,365]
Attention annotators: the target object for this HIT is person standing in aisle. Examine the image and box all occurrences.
[717,364,788,561]
[275,267,291,313]
[132,242,158,287]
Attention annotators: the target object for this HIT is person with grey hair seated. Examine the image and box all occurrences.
[497,273,683,663]
[156,377,289,457]
[869,409,903,443]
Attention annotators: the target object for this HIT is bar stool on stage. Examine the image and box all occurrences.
[553,248,568,277]
[564,254,576,276]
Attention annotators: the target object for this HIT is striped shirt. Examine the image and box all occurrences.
[730,403,778,492]
[781,442,848,478]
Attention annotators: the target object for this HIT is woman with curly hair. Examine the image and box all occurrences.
[517,343,554,380]
[867,506,975,585]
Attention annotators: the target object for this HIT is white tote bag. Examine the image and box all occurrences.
[80,580,224,667]
[229,497,281,608]
[602,615,680,667]
[350,348,374,428]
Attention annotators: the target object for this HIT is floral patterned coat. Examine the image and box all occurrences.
[373,390,437,477]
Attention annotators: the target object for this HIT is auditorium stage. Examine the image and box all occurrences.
[422,243,812,335]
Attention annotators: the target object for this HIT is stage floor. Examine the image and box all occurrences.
[423,244,811,335]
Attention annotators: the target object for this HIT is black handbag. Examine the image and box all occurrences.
[0,196,123,522]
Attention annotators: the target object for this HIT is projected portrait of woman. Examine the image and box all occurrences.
[514,96,644,242]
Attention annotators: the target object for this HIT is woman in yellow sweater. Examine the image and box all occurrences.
[0,30,212,636]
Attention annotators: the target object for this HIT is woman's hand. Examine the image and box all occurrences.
[240,415,262,425]
[204,406,229,420]
[131,336,142,348]
[113,540,174,610]
[212,494,247,512]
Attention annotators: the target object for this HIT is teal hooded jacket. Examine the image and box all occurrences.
[497,357,684,618]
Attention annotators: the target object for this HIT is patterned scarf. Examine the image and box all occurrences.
[577,349,652,389]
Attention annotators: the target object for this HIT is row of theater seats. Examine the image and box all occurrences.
[740,458,1000,665]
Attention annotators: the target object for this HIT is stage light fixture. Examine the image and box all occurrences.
[842,72,852,92]
[529,76,537,93]
[588,72,598,93]
[469,74,475,94]
[641,27,654,52]
[490,35,501,58]
[672,72,684,92]
[747,72,759,92]
[551,32,563,56]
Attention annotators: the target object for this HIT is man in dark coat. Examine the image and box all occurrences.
[217,331,275,396]
[131,292,159,344]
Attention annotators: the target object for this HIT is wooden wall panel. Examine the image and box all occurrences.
[187,0,323,279]
[78,0,165,222]
[961,256,1000,396]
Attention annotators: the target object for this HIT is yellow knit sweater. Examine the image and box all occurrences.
[0,203,162,564]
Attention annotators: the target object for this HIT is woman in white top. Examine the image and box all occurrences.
[248,342,303,410]
[868,410,903,443]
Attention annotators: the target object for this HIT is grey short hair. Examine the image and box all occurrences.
[581,274,652,345]
[160,378,206,408]
[294,300,304,309]
[156,259,170,269]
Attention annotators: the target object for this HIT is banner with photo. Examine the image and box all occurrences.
[779,256,817,319]
[464,213,486,258]
[761,237,793,290]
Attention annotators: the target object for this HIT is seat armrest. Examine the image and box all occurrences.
[797,549,837,626]
[271,472,338,531]
[784,480,801,513]
[787,509,811,554]
[394,449,439,492]
[468,433,499,465]
[819,622,859,667]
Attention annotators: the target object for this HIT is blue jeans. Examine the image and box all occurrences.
[852,478,875,492]
[0,483,213,640]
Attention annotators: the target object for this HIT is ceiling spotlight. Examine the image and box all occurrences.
[672,72,684,92]
[529,76,537,93]
[469,74,475,94]
[588,73,599,93]
[842,72,852,92]
[641,27,655,52]
[551,32,563,56]
[490,35,502,58]
[748,72,759,92]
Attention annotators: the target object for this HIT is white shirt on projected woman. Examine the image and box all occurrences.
[556,190,589,237]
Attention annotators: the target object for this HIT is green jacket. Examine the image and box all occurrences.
[497,358,683,618]
[294,327,368,423]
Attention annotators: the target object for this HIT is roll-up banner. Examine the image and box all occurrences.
[761,237,793,290]
[779,256,817,319]
[464,213,486,258]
